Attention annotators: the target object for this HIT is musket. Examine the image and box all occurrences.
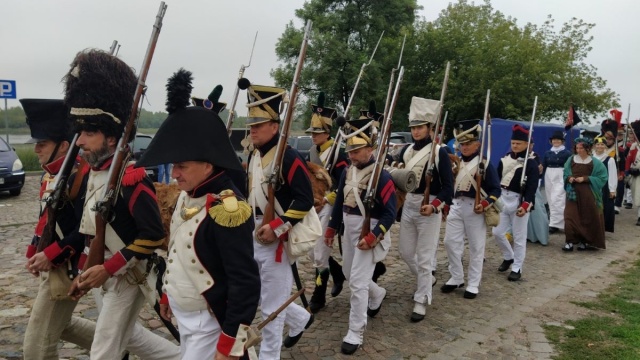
[325,31,384,174]
[381,34,406,151]
[82,2,167,272]
[438,111,449,145]
[261,20,312,227]
[245,288,305,349]
[422,62,451,207]
[226,31,258,135]
[108,40,120,57]
[520,96,538,203]
[475,90,491,208]
[359,66,405,240]
[623,103,631,150]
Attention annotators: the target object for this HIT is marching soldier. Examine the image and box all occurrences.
[243,80,315,359]
[137,70,260,359]
[441,119,500,299]
[492,125,540,281]
[21,98,90,359]
[324,102,397,355]
[304,92,348,313]
[64,49,178,359]
[397,97,453,322]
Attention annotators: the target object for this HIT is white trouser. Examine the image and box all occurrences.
[545,167,566,229]
[624,187,632,203]
[253,218,310,360]
[90,274,148,359]
[443,197,487,295]
[308,203,333,270]
[399,193,440,305]
[492,190,531,273]
[341,213,389,345]
[168,293,219,359]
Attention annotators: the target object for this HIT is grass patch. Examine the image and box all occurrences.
[544,259,640,359]
[13,144,40,171]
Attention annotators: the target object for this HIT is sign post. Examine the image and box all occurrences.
[0,80,17,143]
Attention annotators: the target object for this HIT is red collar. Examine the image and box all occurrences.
[41,156,65,175]
[91,155,114,171]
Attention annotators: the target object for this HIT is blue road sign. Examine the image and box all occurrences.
[0,80,17,99]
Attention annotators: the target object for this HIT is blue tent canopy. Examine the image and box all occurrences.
[479,118,581,168]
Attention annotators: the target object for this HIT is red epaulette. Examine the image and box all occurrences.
[122,165,147,186]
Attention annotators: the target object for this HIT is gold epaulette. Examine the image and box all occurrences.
[208,189,252,227]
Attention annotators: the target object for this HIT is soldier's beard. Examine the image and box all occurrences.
[82,139,113,168]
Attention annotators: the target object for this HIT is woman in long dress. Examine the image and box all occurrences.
[562,137,608,251]
[592,136,617,232]
[527,143,549,245]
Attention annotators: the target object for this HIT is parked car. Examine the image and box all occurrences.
[131,134,159,182]
[0,137,25,196]
[287,135,313,159]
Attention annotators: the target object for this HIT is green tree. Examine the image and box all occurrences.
[273,0,618,135]
[272,0,421,130]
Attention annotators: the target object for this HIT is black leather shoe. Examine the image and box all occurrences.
[463,291,477,299]
[549,226,559,234]
[498,259,514,272]
[636,217,640,226]
[331,280,344,298]
[562,243,573,252]
[341,341,359,355]
[367,298,385,318]
[283,313,314,348]
[410,312,425,322]
[440,283,464,293]
[625,203,633,209]
[508,270,521,281]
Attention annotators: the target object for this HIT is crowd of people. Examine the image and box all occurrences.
[19,47,640,360]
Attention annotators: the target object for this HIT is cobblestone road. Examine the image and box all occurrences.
[1,175,638,359]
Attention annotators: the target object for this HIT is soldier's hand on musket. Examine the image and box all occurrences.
[68,276,87,300]
[256,224,278,244]
[26,252,53,274]
[324,227,336,247]
[159,302,172,321]
[357,232,379,250]
[474,204,485,214]
[420,204,435,216]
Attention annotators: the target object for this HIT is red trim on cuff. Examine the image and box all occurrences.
[269,217,284,232]
[43,242,63,261]
[521,201,530,211]
[103,252,127,275]
[363,232,376,247]
[325,227,336,239]
[26,245,37,259]
[217,332,236,357]
[480,199,490,209]
[159,293,168,305]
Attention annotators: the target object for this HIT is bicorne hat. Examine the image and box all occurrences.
[20,99,71,143]
[136,69,242,173]
[191,85,227,114]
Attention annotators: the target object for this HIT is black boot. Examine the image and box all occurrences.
[309,269,329,313]
[328,256,345,297]
[372,262,386,283]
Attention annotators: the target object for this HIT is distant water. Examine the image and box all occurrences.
[0,134,30,145]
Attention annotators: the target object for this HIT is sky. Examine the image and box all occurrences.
[1,0,638,125]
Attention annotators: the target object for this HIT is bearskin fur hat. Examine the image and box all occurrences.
[63,49,137,141]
